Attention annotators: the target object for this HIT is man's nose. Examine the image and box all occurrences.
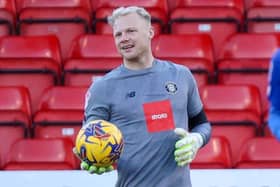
[120,33,130,42]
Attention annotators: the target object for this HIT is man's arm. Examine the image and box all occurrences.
[189,109,212,147]
[174,109,212,166]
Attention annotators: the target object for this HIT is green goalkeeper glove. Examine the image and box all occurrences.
[174,128,203,167]
[72,147,114,175]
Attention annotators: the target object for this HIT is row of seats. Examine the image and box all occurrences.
[192,136,280,169]
[3,0,280,30]
[0,33,273,116]
[2,0,280,15]
[0,86,86,168]
[2,138,78,170]
[1,135,280,170]
[0,84,273,168]
[0,0,280,59]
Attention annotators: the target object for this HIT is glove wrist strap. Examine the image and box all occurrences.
[191,132,203,149]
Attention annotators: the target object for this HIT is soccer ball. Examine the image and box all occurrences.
[75,119,124,167]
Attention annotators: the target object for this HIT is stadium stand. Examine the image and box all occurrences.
[63,34,122,86]
[216,33,280,125]
[3,138,77,170]
[152,34,215,86]
[16,0,92,61]
[0,0,278,172]
[200,84,263,165]
[191,136,233,169]
[236,137,280,168]
[0,35,62,114]
[169,0,244,59]
[92,0,168,35]
[0,86,31,169]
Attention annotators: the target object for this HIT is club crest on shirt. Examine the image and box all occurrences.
[165,81,177,94]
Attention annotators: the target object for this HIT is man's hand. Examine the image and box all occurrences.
[73,147,114,175]
[174,128,203,166]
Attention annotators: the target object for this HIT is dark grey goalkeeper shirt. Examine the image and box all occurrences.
[84,59,211,187]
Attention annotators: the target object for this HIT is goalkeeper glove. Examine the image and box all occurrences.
[174,128,203,167]
[72,147,114,175]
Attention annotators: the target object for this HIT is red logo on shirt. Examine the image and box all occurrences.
[143,100,175,133]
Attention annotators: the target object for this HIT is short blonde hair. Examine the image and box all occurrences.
[107,6,151,27]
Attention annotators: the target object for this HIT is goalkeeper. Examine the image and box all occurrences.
[268,49,280,141]
[73,6,211,187]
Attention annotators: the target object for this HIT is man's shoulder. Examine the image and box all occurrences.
[89,66,121,89]
[95,66,122,81]
[155,58,190,72]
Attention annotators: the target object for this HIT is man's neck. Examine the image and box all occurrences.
[123,54,154,70]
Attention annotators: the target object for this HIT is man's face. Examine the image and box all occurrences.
[112,13,153,61]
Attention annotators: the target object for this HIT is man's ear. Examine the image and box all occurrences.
[149,27,155,39]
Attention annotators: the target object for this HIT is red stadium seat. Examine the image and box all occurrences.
[152,34,214,86]
[93,0,168,35]
[246,0,280,33]
[0,0,16,35]
[33,86,87,145]
[191,136,233,169]
[3,138,77,170]
[217,33,280,120]
[16,0,92,61]
[0,86,31,168]
[0,86,31,129]
[0,35,61,114]
[217,33,280,59]
[63,34,122,86]
[236,137,280,168]
[200,84,263,165]
[217,59,270,118]
[169,0,244,59]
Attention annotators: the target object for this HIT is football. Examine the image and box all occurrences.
[75,119,124,167]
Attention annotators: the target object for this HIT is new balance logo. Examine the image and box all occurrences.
[126,91,136,98]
